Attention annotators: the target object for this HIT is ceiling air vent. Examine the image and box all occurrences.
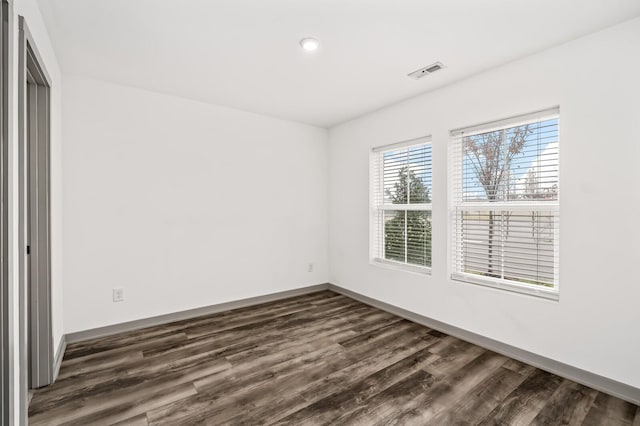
[408,62,445,80]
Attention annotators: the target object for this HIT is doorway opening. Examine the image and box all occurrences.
[18,15,52,411]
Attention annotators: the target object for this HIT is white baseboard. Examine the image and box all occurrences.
[52,335,67,383]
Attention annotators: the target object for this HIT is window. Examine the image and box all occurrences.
[371,137,432,272]
[450,108,560,299]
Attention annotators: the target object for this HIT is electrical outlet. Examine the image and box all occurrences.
[308,263,314,273]
[112,288,124,302]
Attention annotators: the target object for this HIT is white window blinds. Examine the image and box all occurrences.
[449,108,560,298]
[371,137,432,271]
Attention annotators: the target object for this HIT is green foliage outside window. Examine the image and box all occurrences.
[384,167,432,267]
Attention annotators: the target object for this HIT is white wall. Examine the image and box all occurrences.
[329,17,640,389]
[62,76,329,334]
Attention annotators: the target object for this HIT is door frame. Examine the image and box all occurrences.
[1,0,10,424]
[18,14,52,407]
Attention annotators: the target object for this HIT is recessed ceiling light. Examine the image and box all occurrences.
[300,37,320,52]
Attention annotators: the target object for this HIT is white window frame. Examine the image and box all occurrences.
[370,136,433,274]
[449,108,560,300]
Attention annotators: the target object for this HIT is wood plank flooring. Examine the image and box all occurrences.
[29,290,639,425]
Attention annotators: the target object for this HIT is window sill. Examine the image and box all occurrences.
[372,258,432,275]
[451,272,559,301]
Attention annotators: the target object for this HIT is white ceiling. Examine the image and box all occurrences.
[38,0,640,128]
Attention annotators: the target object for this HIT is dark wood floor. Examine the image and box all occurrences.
[30,290,639,425]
